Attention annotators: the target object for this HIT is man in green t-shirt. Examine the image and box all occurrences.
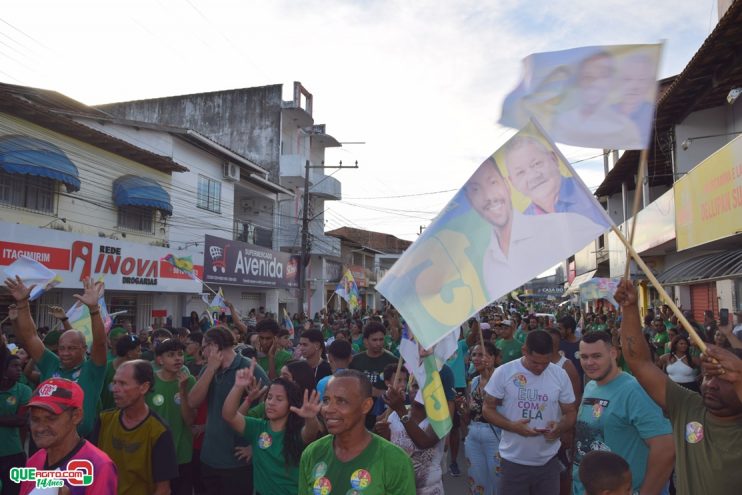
[650,317,670,356]
[615,280,742,494]
[496,319,523,364]
[4,276,107,437]
[299,369,415,495]
[148,339,196,495]
[254,318,292,380]
[0,352,32,491]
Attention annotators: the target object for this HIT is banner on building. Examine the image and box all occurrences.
[500,43,662,150]
[377,121,613,350]
[203,235,300,289]
[674,134,742,251]
[0,221,203,293]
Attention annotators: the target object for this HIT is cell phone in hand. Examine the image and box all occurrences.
[534,427,549,433]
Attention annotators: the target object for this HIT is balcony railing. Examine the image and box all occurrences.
[233,221,273,248]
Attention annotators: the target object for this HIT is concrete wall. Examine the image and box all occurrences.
[99,85,284,180]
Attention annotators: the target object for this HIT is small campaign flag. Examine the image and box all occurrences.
[500,44,662,150]
[1,255,62,301]
[282,308,295,339]
[580,277,621,308]
[422,354,453,438]
[335,269,360,311]
[162,254,196,279]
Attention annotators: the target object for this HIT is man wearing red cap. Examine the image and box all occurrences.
[17,378,117,495]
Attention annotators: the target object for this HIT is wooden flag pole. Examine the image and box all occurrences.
[479,321,486,353]
[0,315,9,326]
[611,225,707,352]
[326,292,337,310]
[624,149,649,281]
[393,355,405,392]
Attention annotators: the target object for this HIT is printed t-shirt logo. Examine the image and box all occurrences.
[512,373,527,388]
[312,462,327,480]
[592,403,603,419]
[152,394,165,406]
[6,395,18,406]
[258,432,272,449]
[38,384,58,397]
[350,469,371,489]
[174,393,181,405]
[685,421,704,444]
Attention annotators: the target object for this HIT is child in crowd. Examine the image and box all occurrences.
[578,451,632,495]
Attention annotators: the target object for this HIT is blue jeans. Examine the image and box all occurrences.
[464,421,502,495]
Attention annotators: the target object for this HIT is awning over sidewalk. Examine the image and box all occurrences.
[0,135,81,192]
[564,270,597,296]
[657,249,742,285]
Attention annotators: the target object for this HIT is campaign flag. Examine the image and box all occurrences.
[162,254,197,279]
[422,354,453,438]
[377,120,613,350]
[335,269,360,311]
[282,308,295,339]
[209,288,227,313]
[1,255,62,301]
[579,277,621,308]
[500,44,662,150]
[66,302,93,347]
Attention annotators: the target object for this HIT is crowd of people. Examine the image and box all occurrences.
[1,274,742,495]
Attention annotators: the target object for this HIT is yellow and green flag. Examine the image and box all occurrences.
[422,354,452,439]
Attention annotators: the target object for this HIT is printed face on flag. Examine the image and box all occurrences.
[377,121,612,349]
[500,44,662,150]
[579,277,621,308]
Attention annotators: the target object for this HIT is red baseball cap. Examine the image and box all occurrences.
[28,378,84,413]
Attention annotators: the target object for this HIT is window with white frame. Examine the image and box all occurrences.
[0,171,56,213]
[117,206,154,233]
[197,175,221,213]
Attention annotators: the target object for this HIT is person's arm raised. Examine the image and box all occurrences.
[3,277,44,361]
[615,279,668,410]
[222,365,254,434]
[188,347,222,409]
[73,278,107,366]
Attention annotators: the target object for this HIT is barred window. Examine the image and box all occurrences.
[117,206,154,233]
[0,171,56,213]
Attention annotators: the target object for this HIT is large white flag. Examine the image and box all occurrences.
[377,121,614,350]
[500,44,662,150]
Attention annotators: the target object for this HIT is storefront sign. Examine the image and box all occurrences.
[203,235,300,289]
[675,134,742,251]
[0,221,203,292]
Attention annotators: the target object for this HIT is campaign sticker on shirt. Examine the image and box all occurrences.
[174,393,181,405]
[350,469,371,489]
[312,462,328,480]
[511,373,528,388]
[72,369,81,380]
[685,421,704,444]
[6,395,17,406]
[313,477,332,495]
[258,432,272,449]
[152,394,165,406]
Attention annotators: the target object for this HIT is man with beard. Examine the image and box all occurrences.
[573,331,674,495]
[615,279,742,494]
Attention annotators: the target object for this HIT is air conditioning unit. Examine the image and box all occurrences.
[223,162,240,182]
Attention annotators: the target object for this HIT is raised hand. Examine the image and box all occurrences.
[49,305,67,320]
[290,389,322,419]
[4,276,35,302]
[234,360,256,389]
[245,384,268,404]
[382,384,406,415]
[205,346,223,371]
[177,370,190,388]
[702,344,742,383]
[613,279,637,308]
[73,277,104,308]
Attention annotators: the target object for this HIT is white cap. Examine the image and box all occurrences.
[480,322,491,330]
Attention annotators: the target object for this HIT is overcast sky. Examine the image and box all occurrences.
[1,0,720,240]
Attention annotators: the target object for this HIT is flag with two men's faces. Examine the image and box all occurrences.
[378,43,662,351]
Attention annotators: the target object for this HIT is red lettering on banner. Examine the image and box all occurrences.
[121,258,135,275]
[0,242,70,270]
[71,241,94,280]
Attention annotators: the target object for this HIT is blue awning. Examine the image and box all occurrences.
[0,135,81,192]
[113,175,173,215]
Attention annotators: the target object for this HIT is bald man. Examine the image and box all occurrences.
[4,276,107,436]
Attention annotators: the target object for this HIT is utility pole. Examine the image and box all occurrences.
[298,159,358,317]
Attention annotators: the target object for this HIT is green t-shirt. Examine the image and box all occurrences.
[0,381,32,456]
[351,335,365,353]
[514,327,528,345]
[652,332,670,356]
[242,417,299,495]
[37,348,105,437]
[258,349,292,378]
[496,338,522,364]
[299,433,415,495]
[146,372,196,465]
[99,361,117,412]
[665,379,742,494]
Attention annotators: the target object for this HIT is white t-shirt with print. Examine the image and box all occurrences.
[484,358,575,466]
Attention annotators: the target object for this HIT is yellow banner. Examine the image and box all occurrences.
[675,135,742,251]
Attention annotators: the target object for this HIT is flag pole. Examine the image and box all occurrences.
[0,315,9,326]
[326,292,337,310]
[611,225,706,352]
[623,149,649,281]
